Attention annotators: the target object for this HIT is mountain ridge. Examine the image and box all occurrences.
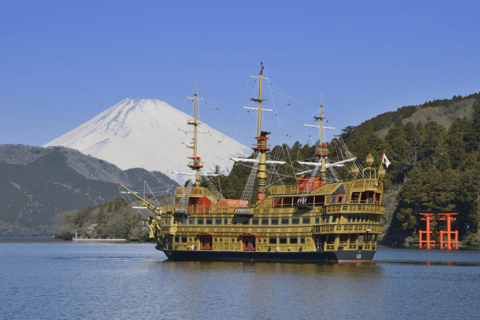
[0,144,179,236]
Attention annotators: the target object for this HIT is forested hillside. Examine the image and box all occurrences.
[341,93,480,246]
[54,197,153,241]
[0,145,178,236]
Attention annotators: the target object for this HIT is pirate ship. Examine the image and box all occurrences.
[118,63,386,263]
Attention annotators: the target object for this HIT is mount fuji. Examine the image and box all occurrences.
[44,99,252,183]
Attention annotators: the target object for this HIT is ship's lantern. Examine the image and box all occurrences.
[378,165,386,179]
[366,153,374,167]
[351,163,360,176]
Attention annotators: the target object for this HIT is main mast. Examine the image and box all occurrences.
[187,82,203,187]
[252,61,269,203]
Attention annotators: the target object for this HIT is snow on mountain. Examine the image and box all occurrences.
[44,99,252,183]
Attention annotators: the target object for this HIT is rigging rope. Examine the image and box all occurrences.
[201,174,224,199]
[238,152,260,210]
[177,179,193,213]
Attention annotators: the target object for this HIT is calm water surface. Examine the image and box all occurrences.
[1,241,479,320]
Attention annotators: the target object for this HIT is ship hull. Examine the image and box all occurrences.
[159,247,375,263]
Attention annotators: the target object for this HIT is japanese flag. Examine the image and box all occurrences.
[382,152,391,168]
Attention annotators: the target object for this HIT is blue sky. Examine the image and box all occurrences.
[1,0,479,148]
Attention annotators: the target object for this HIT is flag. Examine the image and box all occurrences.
[381,152,391,168]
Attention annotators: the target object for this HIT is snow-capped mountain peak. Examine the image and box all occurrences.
[44,98,252,183]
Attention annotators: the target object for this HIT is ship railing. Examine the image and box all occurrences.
[322,204,385,214]
[365,179,379,190]
[159,205,175,213]
[187,160,204,167]
[175,187,221,200]
[313,224,382,234]
[268,185,299,195]
[252,143,271,149]
[183,203,244,214]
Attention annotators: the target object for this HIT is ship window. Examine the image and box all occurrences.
[331,216,337,223]
[261,218,269,225]
[330,196,336,204]
[315,196,325,205]
[283,197,293,207]
[215,218,222,225]
[351,192,360,203]
[315,217,320,224]
[252,218,259,225]
[206,218,213,225]
[290,237,298,244]
[165,218,169,225]
[279,237,287,244]
[358,235,365,243]
[181,236,187,243]
[273,197,282,207]
[348,216,352,222]
[242,218,250,225]
[302,217,311,224]
[175,236,179,243]
[300,237,305,244]
[292,218,300,225]
[271,218,279,225]
[269,237,277,244]
[224,218,228,225]
[181,218,187,225]
[306,196,314,206]
[337,196,344,204]
[197,218,204,225]
[327,235,335,244]
[189,218,195,225]
[368,193,374,203]
[281,218,289,225]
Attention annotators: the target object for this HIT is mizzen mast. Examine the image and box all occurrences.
[315,91,329,175]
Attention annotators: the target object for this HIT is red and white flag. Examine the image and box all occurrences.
[381,151,391,168]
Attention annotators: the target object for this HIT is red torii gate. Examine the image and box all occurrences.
[418,211,458,250]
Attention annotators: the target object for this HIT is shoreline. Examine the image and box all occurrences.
[72,238,127,242]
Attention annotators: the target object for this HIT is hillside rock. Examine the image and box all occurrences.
[376,98,476,139]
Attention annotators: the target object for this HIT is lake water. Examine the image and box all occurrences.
[1,240,480,320]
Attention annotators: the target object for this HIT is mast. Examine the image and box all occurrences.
[315,91,328,175]
[251,60,269,203]
[187,81,203,187]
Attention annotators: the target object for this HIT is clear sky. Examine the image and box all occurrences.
[1,0,479,148]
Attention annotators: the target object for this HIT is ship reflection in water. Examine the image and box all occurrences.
[152,259,387,319]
